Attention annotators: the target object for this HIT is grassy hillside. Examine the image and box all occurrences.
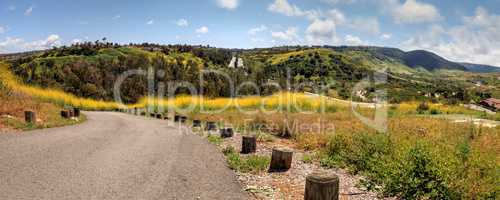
[4,44,496,104]
[0,64,86,131]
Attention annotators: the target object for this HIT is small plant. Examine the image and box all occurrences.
[416,102,430,114]
[223,145,270,173]
[302,153,313,163]
[207,135,222,146]
[430,108,440,115]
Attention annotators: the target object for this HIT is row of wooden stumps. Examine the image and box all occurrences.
[119,110,339,200]
[61,108,80,119]
[228,134,339,199]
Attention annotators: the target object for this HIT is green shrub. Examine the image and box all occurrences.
[223,146,270,173]
[417,102,430,114]
[207,135,222,146]
[430,108,440,115]
[302,154,313,164]
[381,143,453,200]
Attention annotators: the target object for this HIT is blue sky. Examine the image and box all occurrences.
[1,0,500,66]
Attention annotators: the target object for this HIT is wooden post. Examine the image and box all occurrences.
[192,120,201,127]
[24,111,36,124]
[156,113,162,119]
[205,121,217,131]
[241,136,257,154]
[180,116,187,123]
[69,110,75,118]
[61,110,70,119]
[73,108,80,118]
[149,113,156,118]
[305,172,339,200]
[174,115,181,122]
[220,128,234,138]
[270,148,293,171]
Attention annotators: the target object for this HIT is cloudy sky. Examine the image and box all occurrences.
[1,0,500,66]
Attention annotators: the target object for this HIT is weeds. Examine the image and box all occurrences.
[223,146,270,173]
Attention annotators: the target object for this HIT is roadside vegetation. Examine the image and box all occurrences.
[0,74,85,131]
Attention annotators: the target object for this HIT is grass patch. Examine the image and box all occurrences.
[223,146,270,173]
[207,135,223,146]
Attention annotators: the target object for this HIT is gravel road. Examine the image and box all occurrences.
[0,112,248,200]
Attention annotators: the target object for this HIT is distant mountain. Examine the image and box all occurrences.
[327,47,468,72]
[460,63,500,73]
[401,50,467,71]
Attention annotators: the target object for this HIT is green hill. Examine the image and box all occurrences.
[1,44,495,104]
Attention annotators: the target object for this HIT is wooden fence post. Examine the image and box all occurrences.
[304,172,339,200]
[61,110,70,119]
[205,121,217,131]
[241,135,257,154]
[73,108,80,118]
[270,148,293,171]
[193,120,201,127]
[220,128,234,138]
[24,111,36,123]
[180,116,187,123]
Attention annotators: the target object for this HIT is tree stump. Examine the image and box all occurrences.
[73,108,80,118]
[149,113,156,118]
[192,120,202,127]
[241,135,257,154]
[69,110,75,118]
[305,172,339,200]
[205,121,217,131]
[174,115,181,122]
[180,116,187,123]
[220,128,234,138]
[61,110,70,119]
[24,111,36,124]
[270,148,293,171]
[156,113,162,119]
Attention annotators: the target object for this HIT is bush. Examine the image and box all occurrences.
[381,143,453,199]
[319,133,498,199]
[430,108,441,115]
[207,135,222,146]
[417,102,430,114]
[223,146,270,173]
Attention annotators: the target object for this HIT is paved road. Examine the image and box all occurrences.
[0,112,248,200]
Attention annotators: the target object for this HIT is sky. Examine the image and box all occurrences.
[1,0,500,66]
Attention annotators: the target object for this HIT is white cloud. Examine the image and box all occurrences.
[113,15,121,20]
[8,5,16,11]
[146,19,154,25]
[216,0,239,10]
[350,17,380,34]
[25,34,61,50]
[248,25,267,35]
[268,0,319,19]
[402,7,500,66]
[176,19,189,27]
[0,26,5,34]
[385,0,441,24]
[71,39,82,44]
[344,35,364,45]
[305,19,339,45]
[0,37,23,52]
[321,0,356,4]
[268,0,304,17]
[380,33,392,40]
[271,27,299,42]
[0,34,63,53]
[24,5,34,16]
[196,26,209,34]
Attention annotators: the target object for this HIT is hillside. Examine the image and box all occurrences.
[2,43,496,104]
[461,62,500,73]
